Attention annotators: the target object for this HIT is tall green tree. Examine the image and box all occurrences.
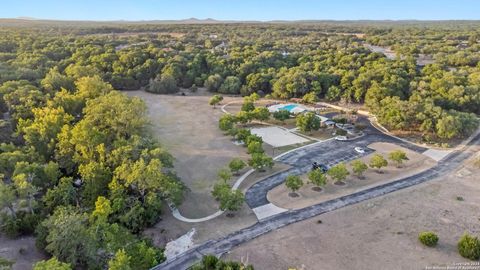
[327,163,350,184]
[108,249,132,270]
[209,94,223,109]
[351,160,368,178]
[307,169,327,190]
[228,158,246,175]
[248,153,273,171]
[33,257,72,270]
[285,175,303,193]
[388,150,409,167]
[296,112,320,133]
[369,154,388,173]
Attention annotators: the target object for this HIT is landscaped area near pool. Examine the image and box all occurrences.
[251,126,310,147]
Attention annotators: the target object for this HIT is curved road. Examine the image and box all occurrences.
[154,124,479,269]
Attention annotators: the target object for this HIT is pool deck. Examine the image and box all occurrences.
[268,103,307,114]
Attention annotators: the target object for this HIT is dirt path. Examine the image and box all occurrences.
[0,235,46,270]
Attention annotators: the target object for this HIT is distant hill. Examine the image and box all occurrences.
[15,16,38,20]
[0,17,479,29]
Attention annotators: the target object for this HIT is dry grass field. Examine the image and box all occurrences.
[226,154,480,270]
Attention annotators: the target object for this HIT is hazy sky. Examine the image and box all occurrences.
[0,0,478,21]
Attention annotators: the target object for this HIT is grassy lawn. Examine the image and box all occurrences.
[263,117,297,129]
[262,140,316,157]
[297,127,336,141]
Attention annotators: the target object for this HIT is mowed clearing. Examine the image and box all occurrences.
[126,91,248,218]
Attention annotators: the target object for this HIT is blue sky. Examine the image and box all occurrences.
[0,0,478,21]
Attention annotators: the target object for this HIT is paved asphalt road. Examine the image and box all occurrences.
[153,124,477,270]
[246,122,426,209]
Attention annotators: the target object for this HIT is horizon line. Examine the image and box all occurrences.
[3,17,480,23]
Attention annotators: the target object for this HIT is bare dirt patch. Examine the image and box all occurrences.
[126,91,247,218]
[268,142,436,210]
[0,235,46,270]
[225,156,480,270]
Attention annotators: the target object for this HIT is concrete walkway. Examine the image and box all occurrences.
[251,203,288,220]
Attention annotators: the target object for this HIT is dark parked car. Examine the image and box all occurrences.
[312,162,328,173]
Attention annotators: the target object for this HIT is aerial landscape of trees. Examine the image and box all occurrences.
[0,19,479,268]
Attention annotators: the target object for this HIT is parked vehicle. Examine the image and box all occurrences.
[335,135,348,141]
[312,162,329,173]
[354,147,365,153]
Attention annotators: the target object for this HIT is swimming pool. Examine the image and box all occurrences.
[279,104,298,112]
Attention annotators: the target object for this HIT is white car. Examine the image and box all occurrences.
[335,136,348,141]
[354,147,365,153]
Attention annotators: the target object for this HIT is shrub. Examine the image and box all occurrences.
[418,231,439,247]
[0,257,14,269]
[458,233,480,260]
[147,74,178,94]
[190,84,198,92]
[228,158,246,175]
[285,175,303,193]
[296,112,320,133]
[17,212,41,235]
[219,76,241,94]
[351,160,368,178]
[205,74,223,92]
[33,257,71,270]
[388,150,409,167]
[247,141,264,154]
[369,154,388,172]
[218,114,236,131]
[302,92,318,104]
[335,129,348,136]
[191,255,254,270]
[0,214,20,238]
[273,110,291,122]
[241,100,255,112]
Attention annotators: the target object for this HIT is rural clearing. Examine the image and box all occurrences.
[225,153,480,270]
[126,90,249,218]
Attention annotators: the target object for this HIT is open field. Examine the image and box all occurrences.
[126,90,248,218]
[225,155,480,270]
[268,142,436,209]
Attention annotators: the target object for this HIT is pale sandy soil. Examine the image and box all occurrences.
[126,90,248,218]
[268,142,436,210]
[0,235,46,270]
[225,155,480,270]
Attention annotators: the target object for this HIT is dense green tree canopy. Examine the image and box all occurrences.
[0,20,480,269]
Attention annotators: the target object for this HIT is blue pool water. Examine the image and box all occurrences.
[280,104,298,112]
